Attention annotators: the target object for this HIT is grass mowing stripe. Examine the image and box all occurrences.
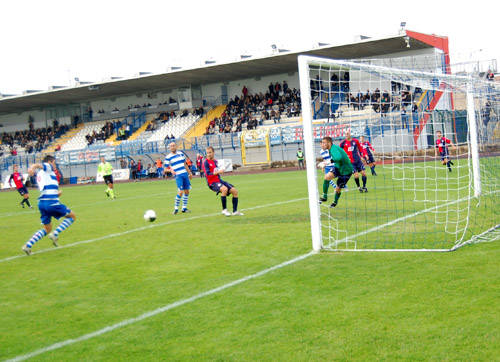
[6,194,495,362]
[0,198,308,264]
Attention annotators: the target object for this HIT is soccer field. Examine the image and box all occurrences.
[0,165,498,361]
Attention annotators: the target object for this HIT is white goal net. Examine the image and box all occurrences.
[298,55,500,251]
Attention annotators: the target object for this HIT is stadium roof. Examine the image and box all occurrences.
[0,31,441,115]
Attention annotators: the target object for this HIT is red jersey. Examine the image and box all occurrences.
[339,138,367,163]
[436,137,451,153]
[203,158,221,185]
[54,168,62,183]
[9,172,24,189]
[196,155,203,167]
[361,141,375,156]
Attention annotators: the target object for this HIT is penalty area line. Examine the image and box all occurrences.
[4,251,315,362]
[0,198,308,264]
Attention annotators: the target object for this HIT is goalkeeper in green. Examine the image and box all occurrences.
[320,137,353,208]
[98,156,116,199]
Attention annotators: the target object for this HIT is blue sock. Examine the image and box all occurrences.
[182,194,189,210]
[54,218,74,237]
[26,229,47,248]
[174,194,181,210]
[329,180,336,188]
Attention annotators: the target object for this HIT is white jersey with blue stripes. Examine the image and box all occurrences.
[36,163,59,201]
[320,149,334,165]
[165,151,187,175]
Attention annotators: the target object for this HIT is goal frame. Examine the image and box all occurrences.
[297,55,482,252]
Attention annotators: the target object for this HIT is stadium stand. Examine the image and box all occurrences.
[147,113,201,142]
[1,117,72,155]
[43,122,84,154]
[61,121,109,151]
[183,105,227,139]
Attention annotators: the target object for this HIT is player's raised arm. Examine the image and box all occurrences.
[28,163,43,176]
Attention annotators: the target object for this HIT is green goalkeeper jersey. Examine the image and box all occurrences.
[329,144,353,176]
[98,162,113,176]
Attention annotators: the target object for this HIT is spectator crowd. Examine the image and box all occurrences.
[205,81,301,135]
[86,121,117,145]
[1,118,70,155]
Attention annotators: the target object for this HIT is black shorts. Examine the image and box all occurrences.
[336,174,352,189]
[209,180,233,194]
[352,160,365,173]
[103,175,113,185]
[17,186,28,196]
[439,150,449,161]
[365,154,375,164]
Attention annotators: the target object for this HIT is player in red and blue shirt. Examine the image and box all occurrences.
[8,164,32,209]
[339,131,369,192]
[203,146,243,216]
[435,130,454,172]
[359,136,377,176]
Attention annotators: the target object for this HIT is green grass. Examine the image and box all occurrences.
[0,163,498,361]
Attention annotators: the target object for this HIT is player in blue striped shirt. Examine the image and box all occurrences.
[164,142,193,214]
[22,155,77,255]
[318,139,347,203]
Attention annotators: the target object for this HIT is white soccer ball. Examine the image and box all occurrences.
[144,209,157,222]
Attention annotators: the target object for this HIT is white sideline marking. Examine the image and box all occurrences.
[5,251,315,362]
[0,198,308,264]
[5,189,500,359]
[6,194,494,361]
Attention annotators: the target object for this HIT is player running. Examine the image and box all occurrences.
[9,164,32,209]
[203,146,243,216]
[22,155,77,255]
[359,136,377,176]
[97,156,116,199]
[164,142,193,214]
[435,130,455,172]
[320,137,353,208]
[340,131,369,192]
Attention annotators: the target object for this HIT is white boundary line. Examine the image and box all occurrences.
[0,198,308,264]
[4,251,315,362]
[5,195,499,361]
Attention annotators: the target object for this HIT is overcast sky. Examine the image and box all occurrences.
[0,0,498,95]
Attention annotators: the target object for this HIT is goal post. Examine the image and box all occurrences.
[240,129,271,165]
[298,55,499,252]
[298,56,322,252]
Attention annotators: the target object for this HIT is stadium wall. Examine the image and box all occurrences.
[0,109,49,133]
